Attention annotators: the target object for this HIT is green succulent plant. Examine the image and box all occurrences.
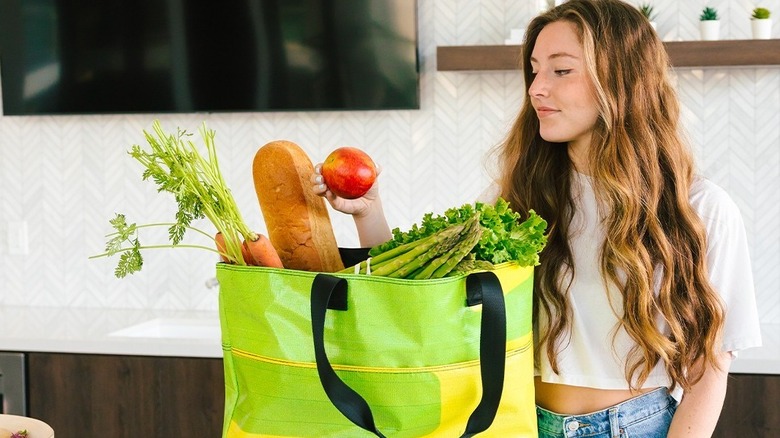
[700,6,719,21]
[752,7,771,19]
[639,3,656,20]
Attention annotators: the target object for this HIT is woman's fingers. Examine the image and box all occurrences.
[311,163,327,195]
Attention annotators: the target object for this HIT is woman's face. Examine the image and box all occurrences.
[529,20,600,168]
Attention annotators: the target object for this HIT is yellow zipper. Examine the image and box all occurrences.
[229,340,531,374]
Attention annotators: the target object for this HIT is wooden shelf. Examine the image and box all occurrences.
[437,39,780,71]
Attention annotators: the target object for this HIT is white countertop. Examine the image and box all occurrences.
[729,323,780,374]
[0,306,777,374]
[0,306,222,358]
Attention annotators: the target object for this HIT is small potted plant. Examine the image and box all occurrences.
[699,6,720,40]
[639,3,657,30]
[751,7,772,39]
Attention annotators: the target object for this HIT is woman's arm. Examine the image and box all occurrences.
[350,195,392,247]
[667,351,732,437]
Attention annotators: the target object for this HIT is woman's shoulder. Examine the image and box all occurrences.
[689,176,745,229]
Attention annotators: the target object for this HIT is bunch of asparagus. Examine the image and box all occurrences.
[338,212,493,279]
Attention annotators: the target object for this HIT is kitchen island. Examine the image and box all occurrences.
[0,306,224,437]
[1,306,778,437]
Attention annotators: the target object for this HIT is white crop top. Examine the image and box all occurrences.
[479,173,762,400]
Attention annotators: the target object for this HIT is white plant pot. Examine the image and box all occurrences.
[699,20,721,41]
[650,21,657,31]
[751,19,772,40]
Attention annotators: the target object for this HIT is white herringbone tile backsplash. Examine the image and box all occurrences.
[1,0,779,324]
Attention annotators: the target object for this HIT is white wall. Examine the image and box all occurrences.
[1,0,778,323]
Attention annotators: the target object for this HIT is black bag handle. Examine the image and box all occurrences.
[311,271,507,437]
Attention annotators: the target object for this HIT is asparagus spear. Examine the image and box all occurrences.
[337,232,439,274]
[383,226,466,278]
[428,217,484,279]
[412,213,481,279]
[444,259,495,277]
[347,253,401,275]
[369,221,467,277]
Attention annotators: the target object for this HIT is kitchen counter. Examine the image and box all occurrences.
[730,324,780,374]
[0,306,221,358]
[0,306,777,374]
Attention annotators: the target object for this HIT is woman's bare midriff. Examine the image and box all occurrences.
[534,377,660,415]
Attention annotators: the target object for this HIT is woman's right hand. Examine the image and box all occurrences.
[312,162,393,247]
[311,163,381,218]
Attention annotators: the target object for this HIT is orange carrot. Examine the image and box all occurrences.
[214,232,230,263]
[242,234,284,268]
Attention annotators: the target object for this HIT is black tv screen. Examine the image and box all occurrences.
[0,0,419,115]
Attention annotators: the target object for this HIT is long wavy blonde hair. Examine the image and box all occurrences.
[496,0,725,391]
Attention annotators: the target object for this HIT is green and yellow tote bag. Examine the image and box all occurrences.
[217,259,537,437]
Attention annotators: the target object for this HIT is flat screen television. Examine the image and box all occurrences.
[0,0,419,115]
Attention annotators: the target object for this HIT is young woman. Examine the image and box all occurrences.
[313,0,761,436]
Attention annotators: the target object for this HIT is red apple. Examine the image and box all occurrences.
[321,147,377,199]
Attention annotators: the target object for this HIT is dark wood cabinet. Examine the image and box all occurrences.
[27,353,224,437]
[714,374,780,437]
[21,352,779,437]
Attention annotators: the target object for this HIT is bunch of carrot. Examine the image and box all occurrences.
[91,121,282,277]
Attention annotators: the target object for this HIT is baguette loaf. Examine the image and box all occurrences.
[253,140,344,272]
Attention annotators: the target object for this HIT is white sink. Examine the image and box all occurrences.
[109,317,220,341]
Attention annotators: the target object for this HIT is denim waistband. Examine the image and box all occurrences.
[536,387,675,437]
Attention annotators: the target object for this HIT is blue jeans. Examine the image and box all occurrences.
[536,387,678,438]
